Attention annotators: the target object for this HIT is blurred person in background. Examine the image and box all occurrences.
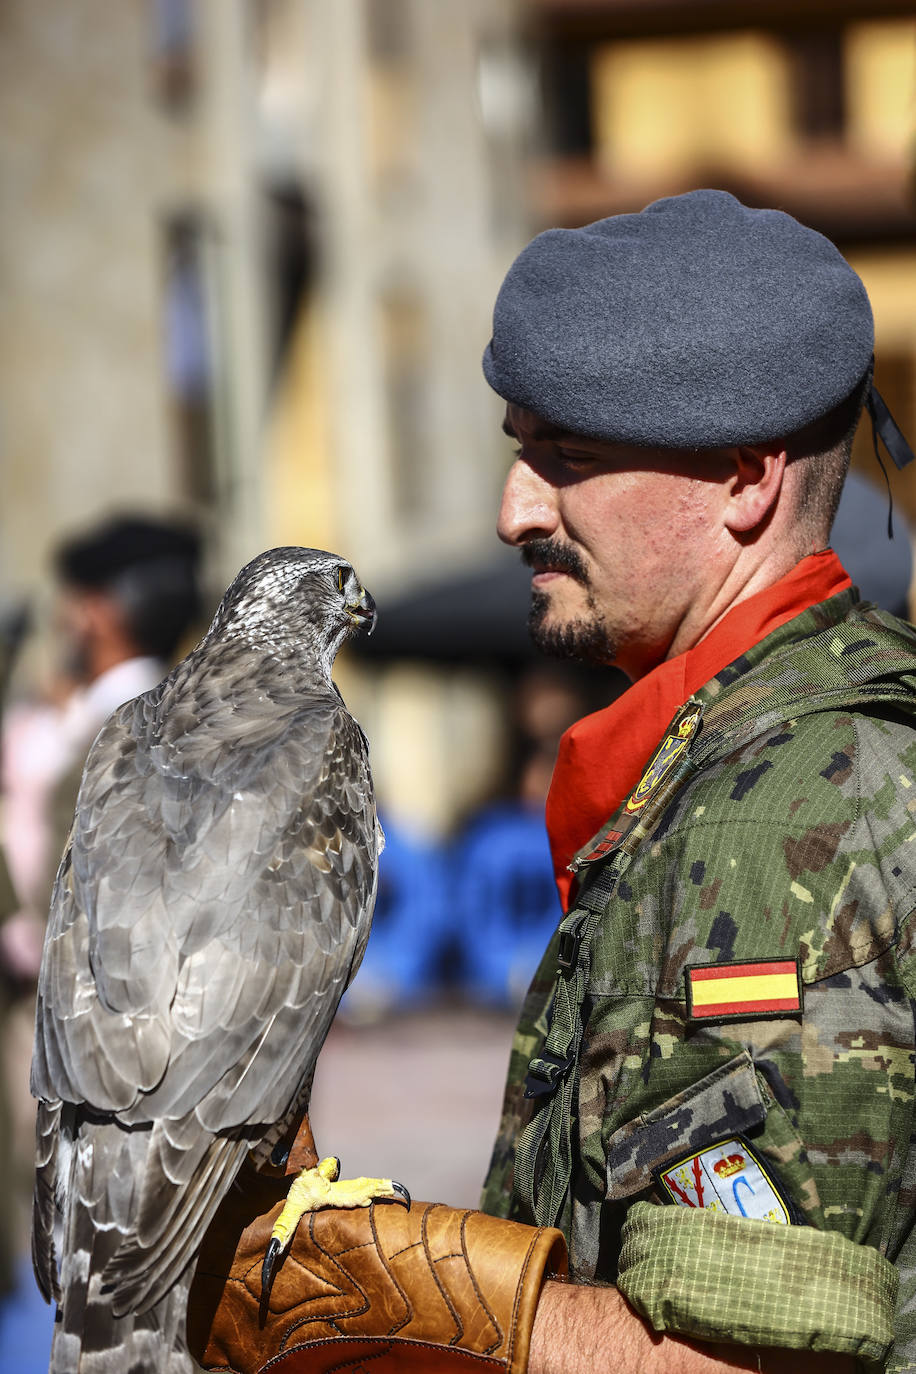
[41,513,203,892]
[0,514,202,1344]
[3,512,203,932]
[196,191,916,1374]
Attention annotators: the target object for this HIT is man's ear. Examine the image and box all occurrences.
[722,446,787,534]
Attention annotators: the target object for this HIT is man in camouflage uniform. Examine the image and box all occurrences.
[477,189,916,1371]
[194,190,915,1374]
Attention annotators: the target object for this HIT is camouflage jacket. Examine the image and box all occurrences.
[481,589,916,1369]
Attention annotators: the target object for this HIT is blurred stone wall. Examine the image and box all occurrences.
[0,1,174,601]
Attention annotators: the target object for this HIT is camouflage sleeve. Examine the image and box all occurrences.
[617,1202,898,1369]
[480,931,558,1220]
[885,927,916,1373]
[572,708,916,1366]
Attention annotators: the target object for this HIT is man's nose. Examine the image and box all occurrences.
[497,459,558,546]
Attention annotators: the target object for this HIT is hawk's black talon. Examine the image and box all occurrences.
[261,1237,282,1311]
[379,1180,411,1209]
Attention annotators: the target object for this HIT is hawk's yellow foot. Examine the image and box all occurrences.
[260,1156,410,1302]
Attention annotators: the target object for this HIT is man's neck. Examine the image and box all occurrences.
[88,636,145,682]
[658,540,824,678]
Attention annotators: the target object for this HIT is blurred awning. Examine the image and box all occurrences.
[355,547,539,663]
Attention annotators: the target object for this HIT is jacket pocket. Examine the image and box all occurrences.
[604,1050,769,1201]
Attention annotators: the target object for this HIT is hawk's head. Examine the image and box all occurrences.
[208,547,376,670]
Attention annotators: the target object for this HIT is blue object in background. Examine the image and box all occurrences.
[0,1256,54,1374]
[342,817,447,1018]
[451,803,561,1006]
[831,469,913,617]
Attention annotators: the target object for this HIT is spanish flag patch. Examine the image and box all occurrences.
[685,957,803,1024]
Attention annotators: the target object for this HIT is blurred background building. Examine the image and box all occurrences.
[1,1,915,1362]
[3,0,916,838]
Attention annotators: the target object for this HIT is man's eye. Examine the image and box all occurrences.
[557,449,599,471]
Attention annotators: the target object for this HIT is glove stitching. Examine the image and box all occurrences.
[505,1228,544,1367]
[423,1203,467,1346]
[369,1197,413,1336]
[278,1212,372,1349]
[257,1336,505,1370]
[460,1211,503,1356]
[260,1340,397,1371]
[332,1241,377,1259]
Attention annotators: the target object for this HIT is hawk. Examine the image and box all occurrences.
[30,547,401,1373]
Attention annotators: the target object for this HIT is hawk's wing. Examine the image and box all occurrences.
[31,667,379,1308]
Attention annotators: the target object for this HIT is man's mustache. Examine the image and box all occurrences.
[521,539,589,583]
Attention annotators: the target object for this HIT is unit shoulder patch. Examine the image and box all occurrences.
[685,957,803,1024]
[654,1136,801,1225]
[625,699,703,816]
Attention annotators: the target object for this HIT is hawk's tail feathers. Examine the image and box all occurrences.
[32,1099,62,1304]
[104,1126,250,1315]
[49,1115,196,1373]
[50,1274,195,1374]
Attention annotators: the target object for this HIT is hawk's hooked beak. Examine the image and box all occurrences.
[347,586,377,636]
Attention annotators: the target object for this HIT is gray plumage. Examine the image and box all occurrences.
[30,547,382,1373]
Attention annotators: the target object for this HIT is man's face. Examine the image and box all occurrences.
[497,405,727,681]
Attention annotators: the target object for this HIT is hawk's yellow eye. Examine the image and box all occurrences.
[337,568,346,593]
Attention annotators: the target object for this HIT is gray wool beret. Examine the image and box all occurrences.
[482,189,874,448]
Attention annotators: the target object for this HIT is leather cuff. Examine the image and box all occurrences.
[189,1189,566,1374]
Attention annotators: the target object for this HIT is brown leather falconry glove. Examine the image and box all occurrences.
[188,1121,567,1374]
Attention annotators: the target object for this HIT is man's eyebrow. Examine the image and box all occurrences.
[501,416,568,442]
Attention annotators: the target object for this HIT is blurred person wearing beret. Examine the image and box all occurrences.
[194,192,916,1373]
[26,514,202,912]
[50,513,203,775]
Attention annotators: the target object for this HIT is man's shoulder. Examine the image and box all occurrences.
[689,699,916,815]
[642,698,916,984]
[689,598,916,797]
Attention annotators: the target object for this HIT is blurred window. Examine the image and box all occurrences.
[845,19,916,161]
[537,41,593,157]
[150,0,197,112]
[366,0,417,196]
[590,32,791,180]
[367,0,412,62]
[785,29,845,141]
[263,184,316,385]
[379,290,430,522]
[162,214,216,504]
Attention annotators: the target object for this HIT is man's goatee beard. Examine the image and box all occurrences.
[528,591,617,666]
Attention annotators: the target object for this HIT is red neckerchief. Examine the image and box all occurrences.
[546,550,852,910]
